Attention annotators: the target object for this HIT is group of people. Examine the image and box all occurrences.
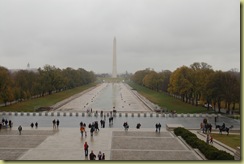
[201,118,214,144]
[30,122,38,128]
[84,141,105,160]
[89,121,99,136]
[123,122,129,130]
[52,119,60,129]
[155,123,161,132]
[206,134,213,144]
[136,123,141,129]
[16,119,59,135]
[80,121,101,137]
[200,122,212,134]
[1,118,13,129]
[100,119,105,128]
[80,122,87,137]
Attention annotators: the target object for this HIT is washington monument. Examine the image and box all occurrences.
[112,37,117,78]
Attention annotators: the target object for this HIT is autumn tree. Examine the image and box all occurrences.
[190,62,214,106]
[132,68,152,86]
[0,66,14,105]
[168,66,193,102]
[158,70,172,92]
[142,71,156,90]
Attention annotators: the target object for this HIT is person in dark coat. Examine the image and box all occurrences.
[102,153,105,160]
[136,123,141,129]
[155,123,158,132]
[35,122,38,128]
[18,125,22,135]
[57,119,60,128]
[158,123,161,132]
[30,123,34,128]
[89,150,96,160]
[9,120,12,128]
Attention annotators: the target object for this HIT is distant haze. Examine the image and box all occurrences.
[0,0,240,74]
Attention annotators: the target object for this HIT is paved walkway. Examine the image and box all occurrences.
[0,127,203,160]
[0,126,238,160]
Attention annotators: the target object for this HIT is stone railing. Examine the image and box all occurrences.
[0,112,219,118]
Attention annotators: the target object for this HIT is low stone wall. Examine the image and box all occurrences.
[0,112,219,118]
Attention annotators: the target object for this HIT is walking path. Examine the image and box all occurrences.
[191,130,237,155]
[0,126,239,160]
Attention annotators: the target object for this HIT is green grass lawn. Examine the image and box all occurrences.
[210,133,240,149]
[0,83,96,112]
[127,81,214,114]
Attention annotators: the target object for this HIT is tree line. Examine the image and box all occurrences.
[131,62,240,113]
[0,65,96,106]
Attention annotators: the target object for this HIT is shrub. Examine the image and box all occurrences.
[174,127,234,160]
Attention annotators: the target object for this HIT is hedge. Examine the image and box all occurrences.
[174,127,234,160]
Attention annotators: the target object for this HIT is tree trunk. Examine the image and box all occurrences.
[217,100,221,113]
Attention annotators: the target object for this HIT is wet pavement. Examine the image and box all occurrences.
[0,127,202,160]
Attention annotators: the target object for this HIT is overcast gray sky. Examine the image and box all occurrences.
[0,0,240,74]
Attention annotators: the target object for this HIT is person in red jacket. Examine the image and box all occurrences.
[84,142,89,157]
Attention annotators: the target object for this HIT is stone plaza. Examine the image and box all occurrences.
[0,127,203,160]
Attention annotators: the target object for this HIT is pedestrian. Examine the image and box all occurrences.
[84,142,89,157]
[210,135,213,144]
[209,123,212,133]
[89,150,96,160]
[30,122,34,128]
[94,121,99,131]
[90,125,95,136]
[123,122,129,130]
[2,118,5,125]
[80,121,83,127]
[35,122,38,128]
[158,123,161,132]
[52,119,56,129]
[102,153,105,160]
[155,123,158,132]
[98,151,102,160]
[57,119,60,128]
[100,120,102,127]
[18,125,22,135]
[5,119,8,127]
[9,120,12,128]
[80,126,84,137]
[136,123,141,129]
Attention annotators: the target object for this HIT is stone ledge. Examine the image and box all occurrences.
[193,148,207,160]
[177,136,205,160]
